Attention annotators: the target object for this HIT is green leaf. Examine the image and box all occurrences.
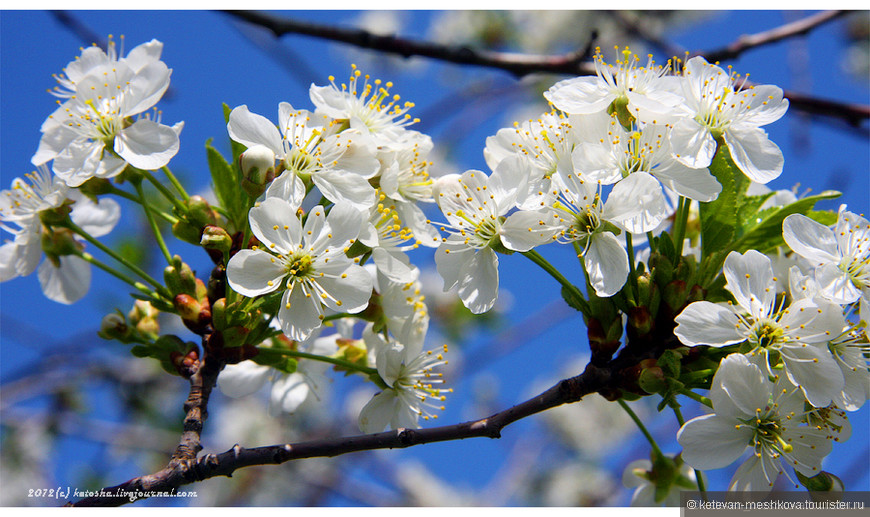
[206,138,246,230]
[699,145,746,258]
[561,285,590,314]
[736,192,775,232]
[732,191,841,253]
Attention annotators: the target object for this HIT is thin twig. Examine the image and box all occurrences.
[223,10,596,78]
[224,10,869,128]
[703,10,849,63]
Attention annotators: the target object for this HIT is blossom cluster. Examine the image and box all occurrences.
[3,37,866,499]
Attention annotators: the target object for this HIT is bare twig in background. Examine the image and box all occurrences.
[703,10,849,63]
[224,10,597,78]
[224,10,869,128]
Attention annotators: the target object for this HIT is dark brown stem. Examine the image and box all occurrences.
[703,10,849,63]
[224,10,868,128]
[223,10,596,78]
[68,362,611,506]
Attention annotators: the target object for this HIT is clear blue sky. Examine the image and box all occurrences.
[1,10,868,506]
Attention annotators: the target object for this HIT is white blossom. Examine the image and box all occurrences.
[670,56,788,183]
[226,198,373,341]
[677,354,833,492]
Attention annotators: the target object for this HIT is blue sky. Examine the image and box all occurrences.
[1,10,868,506]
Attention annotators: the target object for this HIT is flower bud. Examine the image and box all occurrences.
[99,312,130,341]
[174,294,202,322]
[200,225,232,253]
[186,196,218,228]
[239,145,277,198]
[129,300,160,340]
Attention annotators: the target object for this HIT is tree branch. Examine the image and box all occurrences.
[703,10,849,63]
[223,10,597,78]
[223,10,869,128]
[69,361,613,506]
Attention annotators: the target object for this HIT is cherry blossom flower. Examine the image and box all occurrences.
[309,65,420,150]
[432,158,529,314]
[226,198,373,341]
[783,207,870,305]
[571,120,721,233]
[678,354,833,491]
[674,250,846,407]
[358,324,450,433]
[227,103,379,210]
[1,166,120,303]
[218,332,338,416]
[670,56,789,183]
[500,170,630,297]
[544,46,682,124]
[33,43,180,186]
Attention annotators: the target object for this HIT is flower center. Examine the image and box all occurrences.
[285,252,314,283]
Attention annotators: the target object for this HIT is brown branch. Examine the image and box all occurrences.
[69,361,613,506]
[223,10,868,129]
[703,10,849,63]
[223,10,596,78]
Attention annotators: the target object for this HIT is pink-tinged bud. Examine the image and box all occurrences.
[239,145,277,197]
[174,294,202,321]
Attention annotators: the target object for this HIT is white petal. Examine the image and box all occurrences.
[728,455,776,492]
[710,353,770,420]
[114,119,179,170]
[70,195,121,237]
[677,414,752,470]
[324,202,364,246]
[270,373,310,415]
[122,61,171,116]
[674,302,745,347]
[226,249,287,297]
[783,343,844,408]
[372,247,416,283]
[544,76,613,114]
[227,105,284,156]
[457,247,499,314]
[585,232,629,297]
[248,197,301,254]
[312,168,376,211]
[265,171,306,209]
[670,118,716,169]
[38,255,91,304]
[501,209,559,252]
[434,237,470,291]
[218,361,270,398]
[604,172,668,234]
[724,127,783,184]
[279,285,323,341]
[815,263,860,304]
[358,390,399,433]
[314,263,373,313]
[782,214,840,264]
[723,250,775,318]
[653,160,722,202]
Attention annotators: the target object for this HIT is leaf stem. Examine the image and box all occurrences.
[618,399,663,459]
[522,249,589,315]
[64,219,170,298]
[140,168,188,214]
[256,346,378,377]
[672,404,708,496]
[161,166,190,201]
[74,250,160,298]
[135,181,174,265]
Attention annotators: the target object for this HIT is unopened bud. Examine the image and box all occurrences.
[99,312,130,341]
[201,225,232,253]
[240,145,277,198]
[187,196,218,227]
[174,294,202,321]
